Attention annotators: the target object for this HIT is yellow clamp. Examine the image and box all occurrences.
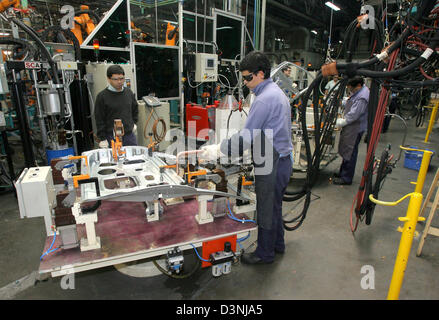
[368,193,414,207]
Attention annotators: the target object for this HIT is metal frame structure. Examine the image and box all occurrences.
[78,0,249,131]
[81,0,127,48]
[130,42,180,102]
[212,8,245,63]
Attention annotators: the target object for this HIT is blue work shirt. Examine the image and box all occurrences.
[338,85,369,160]
[344,85,369,133]
[220,78,293,158]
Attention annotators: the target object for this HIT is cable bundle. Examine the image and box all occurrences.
[286,0,439,232]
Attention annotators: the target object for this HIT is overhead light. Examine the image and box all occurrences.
[0,32,10,36]
[325,1,341,11]
[311,30,317,34]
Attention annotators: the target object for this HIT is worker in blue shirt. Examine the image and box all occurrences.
[199,51,293,264]
[333,76,369,185]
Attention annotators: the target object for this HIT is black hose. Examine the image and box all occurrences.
[357,55,428,78]
[10,18,60,82]
[75,9,101,23]
[282,73,323,230]
[9,17,67,124]
[0,37,38,60]
[40,25,81,61]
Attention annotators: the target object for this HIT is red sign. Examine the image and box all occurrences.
[24,62,41,69]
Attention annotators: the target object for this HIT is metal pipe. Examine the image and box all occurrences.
[203,0,207,52]
[260,0,266,51]
[155,0,159,43]
[178,0,185,131]
[195,0,198,54]
[32,69,49,159]
[61,70,78,155]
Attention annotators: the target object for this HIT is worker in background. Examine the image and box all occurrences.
[324,75,339,97]
[282,66,292,77]
[199,51,293,265]
[333,76,369,185]
[94,65,139,148]
[282,65,298,90]
[382,93,398,133]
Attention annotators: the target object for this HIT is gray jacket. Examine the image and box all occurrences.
[338,85,369,160]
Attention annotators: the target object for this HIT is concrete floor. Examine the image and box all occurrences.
[1,118,438,300]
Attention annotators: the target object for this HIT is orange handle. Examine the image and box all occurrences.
[73,174,91,188]
[242,176,253,186]
[69,155,88,167]
[187,169,207,183]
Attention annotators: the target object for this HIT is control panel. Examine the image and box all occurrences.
[195,53,218,82]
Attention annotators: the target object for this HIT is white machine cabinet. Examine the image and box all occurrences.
[15,167,56,236]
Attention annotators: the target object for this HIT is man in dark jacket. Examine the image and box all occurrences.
[94,65,138,147]
[333,76,369,185]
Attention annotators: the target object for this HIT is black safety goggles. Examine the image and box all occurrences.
[242,73,254,82]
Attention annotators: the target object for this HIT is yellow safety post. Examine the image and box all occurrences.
[424,99,438,143]
[400,146,433,193]
[369,147,433,300]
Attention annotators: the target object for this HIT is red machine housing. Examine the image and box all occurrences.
[185,102,218,140]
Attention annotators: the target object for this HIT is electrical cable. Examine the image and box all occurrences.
[236,232,251,250]
[226,199,256,223]
[40,231,59,260]
[190,243,211,262]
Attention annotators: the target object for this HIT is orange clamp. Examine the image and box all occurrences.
[187,169,207,184]
[68,155,88,167]
[73,174,91,188]
[242,176,253,186]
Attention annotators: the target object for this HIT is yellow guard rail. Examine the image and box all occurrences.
[369,146,433,300]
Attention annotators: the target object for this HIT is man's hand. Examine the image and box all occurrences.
[99,140,109,148]
[199,144,222,162]
[335,118,347,129]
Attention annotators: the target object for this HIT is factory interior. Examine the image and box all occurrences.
[0,0,439,306]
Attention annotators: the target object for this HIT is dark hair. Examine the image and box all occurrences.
[347,76,364,87]
[239,51,271,79]
[282,67,291,73]
[107,65,125,78]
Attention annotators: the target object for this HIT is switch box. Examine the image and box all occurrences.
[194,53,218,82]
[15,167,56,236]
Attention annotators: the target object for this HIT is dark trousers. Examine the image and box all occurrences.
[339,132,363,184]
[255,155,292,262]
[106,132,137,147]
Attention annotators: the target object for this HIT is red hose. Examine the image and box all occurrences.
[350,49,399,232]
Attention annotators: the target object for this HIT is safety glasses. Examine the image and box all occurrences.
[242,73,254,82]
